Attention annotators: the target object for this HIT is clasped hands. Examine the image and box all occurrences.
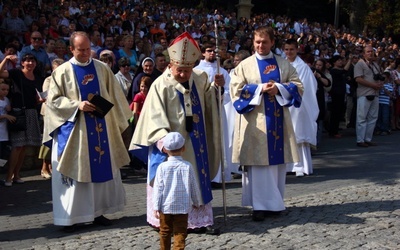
[261,81,279,96]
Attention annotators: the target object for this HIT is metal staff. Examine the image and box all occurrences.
[214,20,227,224]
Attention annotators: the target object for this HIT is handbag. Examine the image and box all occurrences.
[8,108,27,131]
[8,80,27,132]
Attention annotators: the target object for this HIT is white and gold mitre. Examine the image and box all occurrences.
[167,32,201,67]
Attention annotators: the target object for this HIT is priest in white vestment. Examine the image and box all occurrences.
[284,39,319,177]
[230,26,303,221]
[43,32,132,231]
[130,32,224,234]
[195,42,239,184]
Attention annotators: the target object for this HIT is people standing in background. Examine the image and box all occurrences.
[115,57,134,100]
[328,55,351,138]
[152,53,167,79]
[354,45,382,147]
[195,41,233,187]
[313,59,332,145]
[0,81,15,161]
[0,43,19,71]
[376,70,394,135]
[0,6,27,44]
[38,58,65,179]
[99,52,114,69]
[118,35,138,73]
[46,38,58,63]
[129,57,155,100]
[284,38,318,177]
[0,53,44,187]
[345,54,360,129]
[20,31,51,78]
[132,76,151,125]
[390,58,400,131]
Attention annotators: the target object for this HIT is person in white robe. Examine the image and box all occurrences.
[284,39,319,177]
[195,41,238,185]
[130,32,224,235]
[228,50,252,179]
[230,26,303,222]
[43,32,132,231]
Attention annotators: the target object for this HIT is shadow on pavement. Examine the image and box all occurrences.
[212,198,399,234]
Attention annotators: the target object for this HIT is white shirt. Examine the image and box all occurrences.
[152,156,201,214]
[0,97,10,141]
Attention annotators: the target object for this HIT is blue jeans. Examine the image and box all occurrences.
[377,103,390,132]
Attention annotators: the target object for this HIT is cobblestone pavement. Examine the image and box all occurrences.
[1,129,400,250]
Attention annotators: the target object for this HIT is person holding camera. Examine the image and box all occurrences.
[354,45,383,147]
[329,55,352,138]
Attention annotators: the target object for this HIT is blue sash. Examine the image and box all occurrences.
[257,57,285,165]
[178,83,213,204]
[149,146,166,183]
[69,61,113,182]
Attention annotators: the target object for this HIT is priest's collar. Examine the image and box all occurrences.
[70,57,92,66]
[199,60,217,66]
[255,51,274,60]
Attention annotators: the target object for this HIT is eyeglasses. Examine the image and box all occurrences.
[121,64,130,67]
[31,37,42,41]
[205,49,216,53]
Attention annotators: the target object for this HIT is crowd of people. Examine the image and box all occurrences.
[1,0,400,248]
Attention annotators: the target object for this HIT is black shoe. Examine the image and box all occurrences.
[63,225,76,233]
[264,211,282,217]
[205,226,221,235]
[211,182,222,189]
[252,210,265,221]
[356,142,369,147]
[121,171,128,180]
[148,223,160,232]
[187,227,206,234]
[94,215,112,226]
[232,173,242,179]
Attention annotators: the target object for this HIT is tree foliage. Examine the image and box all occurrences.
[339,0,400,37]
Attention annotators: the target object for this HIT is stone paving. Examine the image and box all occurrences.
[1,129,400,249]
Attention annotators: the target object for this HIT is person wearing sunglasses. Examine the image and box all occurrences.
[195,42,235,188]
[115,57,134,99]
[19,31,51,77]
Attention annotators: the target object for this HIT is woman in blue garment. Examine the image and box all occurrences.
[118,34,138,74]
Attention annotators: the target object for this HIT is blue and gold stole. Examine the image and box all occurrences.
[64,61,113,182]
[257,57,285,165]
[177,83,213,204]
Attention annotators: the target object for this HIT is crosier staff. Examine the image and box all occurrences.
[214,20,227,224]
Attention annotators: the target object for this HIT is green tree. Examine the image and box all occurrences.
[340,0,400,37]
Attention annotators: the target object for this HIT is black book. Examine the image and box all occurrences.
[88,94,114,118]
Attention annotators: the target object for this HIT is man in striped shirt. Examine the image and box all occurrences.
[376,71,394,135]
